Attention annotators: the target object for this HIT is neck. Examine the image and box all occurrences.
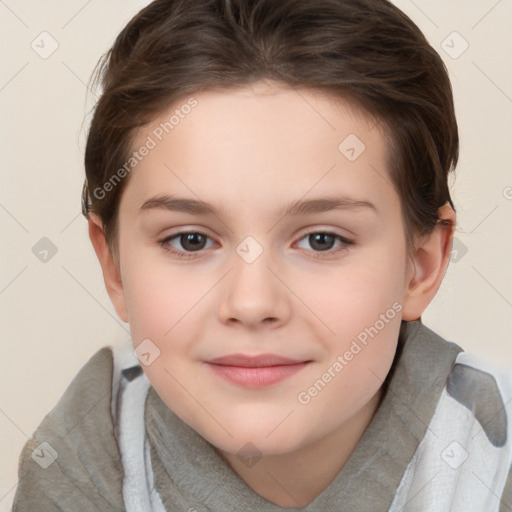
[216,388,383,508]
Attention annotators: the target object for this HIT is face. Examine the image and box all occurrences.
[114,80,412,457]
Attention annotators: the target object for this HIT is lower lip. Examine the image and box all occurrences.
[205,362,310,388]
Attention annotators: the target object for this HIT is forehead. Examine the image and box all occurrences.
[120,82,398,222]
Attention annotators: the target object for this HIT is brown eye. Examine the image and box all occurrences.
[158,231,215,259]
[307,233,336,251]
[179,233,208,251]
[295,231,354,258]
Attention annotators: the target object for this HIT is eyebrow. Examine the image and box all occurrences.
[138,194,377,218]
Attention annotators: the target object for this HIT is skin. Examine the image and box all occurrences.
[89,80,455,507]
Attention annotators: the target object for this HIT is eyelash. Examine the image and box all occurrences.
[157,230,354,260]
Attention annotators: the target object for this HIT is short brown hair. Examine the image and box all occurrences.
[82,0,458,264]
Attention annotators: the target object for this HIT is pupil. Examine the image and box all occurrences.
[311,233,334,251]
[183,233,205,251]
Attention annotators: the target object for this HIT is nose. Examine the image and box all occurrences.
[217,245,292,329]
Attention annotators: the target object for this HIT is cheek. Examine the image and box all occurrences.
[332,244,406,398]
[293,239,406,396]
[120,246,207,340]
[349,235,407,311]
[297,318,400,444]
[294,240,407,338]
[286,278,401,451]
[122,274,169,342]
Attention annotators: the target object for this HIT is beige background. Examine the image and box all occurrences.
[1,0,511,509]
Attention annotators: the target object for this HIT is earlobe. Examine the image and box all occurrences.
[88,215,129,323]
[401,202,456,321]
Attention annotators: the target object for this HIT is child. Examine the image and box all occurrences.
[12,0,512,510]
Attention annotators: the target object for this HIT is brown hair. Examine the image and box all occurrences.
[82,0,458,266]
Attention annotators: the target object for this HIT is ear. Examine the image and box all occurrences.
[402,202,456,321]
[88,214,129,323]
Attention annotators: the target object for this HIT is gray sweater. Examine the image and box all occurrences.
[12,319,512,511]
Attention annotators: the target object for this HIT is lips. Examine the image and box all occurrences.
[204,353,311,388]
[206,354,306,367]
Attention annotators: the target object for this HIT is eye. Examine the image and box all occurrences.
[157,230,354,260]
[158,231,216,259]
[295,231,353,258]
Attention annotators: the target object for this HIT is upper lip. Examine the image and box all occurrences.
[205,354,309,367]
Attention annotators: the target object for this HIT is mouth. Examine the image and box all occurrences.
[204,353,312,388]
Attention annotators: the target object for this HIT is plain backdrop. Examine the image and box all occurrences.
[1,0,511,510]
